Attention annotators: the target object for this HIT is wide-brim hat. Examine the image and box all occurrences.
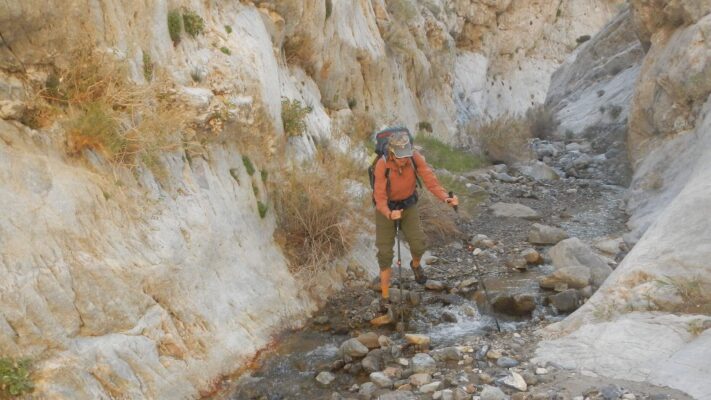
[389,131,413,158]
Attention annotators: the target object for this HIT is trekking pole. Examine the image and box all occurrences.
[395,219,406,333]
[474,264,501,332]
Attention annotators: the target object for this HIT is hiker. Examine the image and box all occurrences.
[372,129,458,313]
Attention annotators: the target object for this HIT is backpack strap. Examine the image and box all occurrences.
[410,156,422,188]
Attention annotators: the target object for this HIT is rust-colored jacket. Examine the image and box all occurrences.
[373,151,449,217]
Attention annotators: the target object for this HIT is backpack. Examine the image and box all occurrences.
[367,127,421,204]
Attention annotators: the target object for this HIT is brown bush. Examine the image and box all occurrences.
[526,105,559,139]
[273,159,359,283]
[468,114,533,164]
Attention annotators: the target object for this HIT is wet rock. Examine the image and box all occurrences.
[405,334,431,346]
[420,381,442,393]
[341,338,370,358]
[357,332,381,349]
[528,223,569,244]
[496,357,520,368]
[316,371,336,386]
[549,238,613,287]
[481,385,508,400]
[491,202,541,220]
[426,280,446,291]
[492,293,537,316]
[431,346,462,362]
[522,248,542,264]
[549,289,581,312]
[500,371,527,391]
[441,311,458,323]
[411,353,437,374]
[538,266,591,289]
[370,372,394,388]
[410,373,432,387]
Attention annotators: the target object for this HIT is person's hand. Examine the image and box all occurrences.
[389,210,403,220]
[446,195,459,207]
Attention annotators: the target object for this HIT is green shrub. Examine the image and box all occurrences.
[576,35,591,45]
[168,10,182,45]
[68,102,128,159]
[242,155,255,176]
[416,134,485,173]
[257,201,269,218]
[0,358,33,398]
[347,98,357,109]
[183,10,205,37]
[225,25,233,34]
[325,0,333,19]
[261,169,268,183]
[609,104,623,120]
[417,121,433,133]
[142,51,153,81]
[252,181,259,197]
[281,98,312,136]
[190,68,203,83]
[220,46,231,55]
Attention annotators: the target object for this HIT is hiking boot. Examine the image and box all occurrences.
[410,261,427,285]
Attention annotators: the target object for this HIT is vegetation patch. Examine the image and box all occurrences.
[325,0,333,19]
[257,201,269,218]
[281,98,312,137]
[576,35,591,45]
[225,25,233,34]
[220,46,231,55]
[142,51,154,81]
[183,10,205,37]
[468,114,534,165]
[273,153,360,284]
[242,155,255,176]
[168,10,183,45]
[526,105,559,139]
[416,134,485,173]
[0,358,33,398]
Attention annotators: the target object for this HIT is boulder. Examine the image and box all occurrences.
[549,289,581,312]
[539,266,591,289]
[528,223,569,244]
[517,161,560,181]
[522,248,542,264]
[491,202,541,220]
[549,238,613,287]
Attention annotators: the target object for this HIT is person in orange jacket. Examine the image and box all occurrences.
[372,130,458,316]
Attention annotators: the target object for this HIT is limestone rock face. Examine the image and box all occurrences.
[537,3,711,398]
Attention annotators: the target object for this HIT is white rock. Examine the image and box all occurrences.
[500,371,527,391]
[491,202,541,220]
[316,371,336,385]
[419,381,442,393]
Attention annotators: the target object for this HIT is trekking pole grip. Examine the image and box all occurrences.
[448,191,458,213]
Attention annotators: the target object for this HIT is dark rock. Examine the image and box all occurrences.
[550,289,581,312]
[496,356,520,368]
[492,293,537,316]
[441,310,458,323]
[600,385,623,400]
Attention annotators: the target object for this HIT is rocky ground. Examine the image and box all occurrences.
[207,138,691,400]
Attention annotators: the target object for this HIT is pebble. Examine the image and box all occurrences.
[405,334,431,346]
[398,358,410,367]
[420,381,442,393]
[370,371,393,388]
[500,371,528,391]
[411,353,437,374]
[426,280,446,291]
[486,349,502,359]
[496,356,520,368]
[359,382,377,397]
[441,311,458,323]
[316,371,335,386]
[340,338,369,358]
[535,367,549,375]
[357,332,381,349]
[481,385,507,400]
[410,373,432,386]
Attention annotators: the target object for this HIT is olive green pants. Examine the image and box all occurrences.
[375,205,427,270]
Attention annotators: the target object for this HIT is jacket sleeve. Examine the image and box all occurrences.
[413,152,449,202]
[373,158,392,217]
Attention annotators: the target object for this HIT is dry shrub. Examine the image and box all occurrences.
[468,114,533,164]
[417,190,461,245]
[273,158,359,284]
[283,35,315,73]
[32,46,189,180]
[526,105,559,139]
